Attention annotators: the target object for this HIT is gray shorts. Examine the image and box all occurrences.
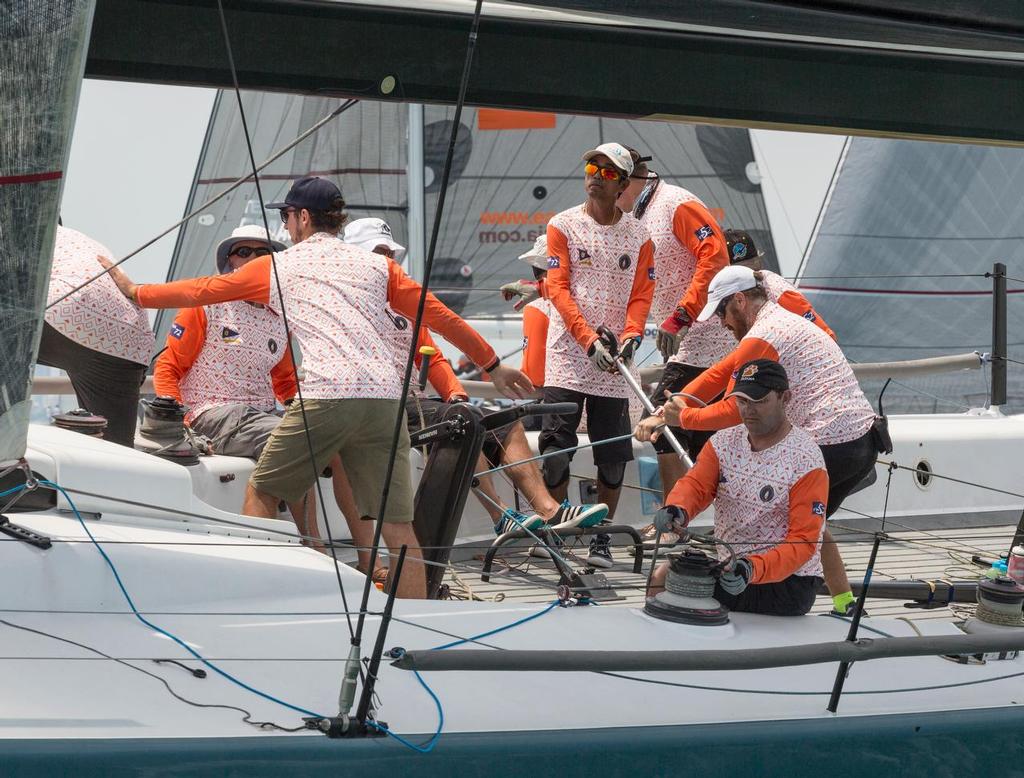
[191,404,283,459]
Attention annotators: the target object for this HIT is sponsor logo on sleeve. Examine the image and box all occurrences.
[170,323,185,339]
[812,501,826,516]
[695,224,714,241]
[804,311,816,321]
[648,266,656,281]
[547,256,560,269]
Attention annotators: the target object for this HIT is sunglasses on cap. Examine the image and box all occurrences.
[584,162,625,181]
[714,294,736,319]
[230,245,273,259]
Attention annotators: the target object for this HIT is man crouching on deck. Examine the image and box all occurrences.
[647,359,828,616]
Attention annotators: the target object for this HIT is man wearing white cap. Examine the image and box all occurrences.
[343,217,407,268]
[40,225,155,447]
[641,264,878,615]
[542,142,656,568]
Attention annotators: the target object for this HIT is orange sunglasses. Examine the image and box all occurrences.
[584,162,624,181]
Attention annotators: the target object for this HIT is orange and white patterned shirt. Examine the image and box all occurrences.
[520,298,551,387]
[667,424,829,582]
[384,310,465,401]
[545,205,655,398]
[758,270,836,341]
[136,232,496,400]
[154,302,295,424]
[639,183,735,368]
[45,226,155,366]
[677,302,875,445]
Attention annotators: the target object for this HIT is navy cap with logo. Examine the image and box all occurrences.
[728,358,789,401]
[266,176,342,211]
[725,229,765,264]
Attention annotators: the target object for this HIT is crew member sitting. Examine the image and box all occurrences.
[648,359,828,616]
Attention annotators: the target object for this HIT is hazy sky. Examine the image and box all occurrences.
[62,79,846,282]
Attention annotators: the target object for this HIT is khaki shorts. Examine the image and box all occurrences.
[250,398,413,523]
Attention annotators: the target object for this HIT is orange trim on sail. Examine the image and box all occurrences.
[477,109,556,130]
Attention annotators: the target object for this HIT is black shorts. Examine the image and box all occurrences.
[406,397,511,468]
[538,386,633,465]
[820,429,876,518]
[715,574,821,616]
[646,362,721,460]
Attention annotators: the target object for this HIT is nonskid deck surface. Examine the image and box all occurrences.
[441,523,1016,623]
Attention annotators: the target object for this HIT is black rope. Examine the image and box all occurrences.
[0,618,304,731]
[353,0,486,646]
[214,0,354,640]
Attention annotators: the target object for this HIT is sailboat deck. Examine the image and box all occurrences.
[441,523,1014,622]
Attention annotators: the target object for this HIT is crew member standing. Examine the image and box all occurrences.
[40,225,155,447]
[644,265,877,615]
[102,176,534,599]
[617,150,734,501]
[648,360,829,617]
[542,142,656,568]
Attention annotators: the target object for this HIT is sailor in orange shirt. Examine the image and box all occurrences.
[513,235,553,389]
[542,142,656,569]
[616,148,733,509]
[648,360,828,616]
[345,219,607,548]
[724,229,837,340]
[101,176,533,599]
[640,264,878,615]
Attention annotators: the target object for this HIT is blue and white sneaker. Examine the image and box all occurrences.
[529,530,564,559]
[494,509,545,536]
[548,500,609,531]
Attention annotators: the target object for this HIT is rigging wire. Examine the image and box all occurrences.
[353,0,487,648]
[214,0,355,640]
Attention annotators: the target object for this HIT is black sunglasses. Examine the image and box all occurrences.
[715,294,736,318]
[230,245,273,259]
[279,208,298,224]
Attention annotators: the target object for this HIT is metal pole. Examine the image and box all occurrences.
[615,358,694,468]
[991,262,1007,407]
[407,103,426,280]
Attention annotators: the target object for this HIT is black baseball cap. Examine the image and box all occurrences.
[726,229,764,264]
[728,359,789,401]
[266,176,342,211]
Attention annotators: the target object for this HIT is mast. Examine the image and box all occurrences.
[407,103,426,281]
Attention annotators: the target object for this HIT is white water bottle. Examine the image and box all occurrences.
[1008,546,1024,585]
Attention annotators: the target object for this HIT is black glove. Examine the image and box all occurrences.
[619,336,641,366]
[652,504,688,535]
[718,557,753,596]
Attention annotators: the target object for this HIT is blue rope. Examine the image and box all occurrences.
[35,481,325,719]
[9,481,561,753]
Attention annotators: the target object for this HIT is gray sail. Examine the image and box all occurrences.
[155,93,408,345]
[798,136,1024,412]
[1,0,95,462]
[421,107,777,319]
[160,99,775,336]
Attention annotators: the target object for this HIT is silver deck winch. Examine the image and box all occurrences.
[644,549,729,626]
[135,397,204,466]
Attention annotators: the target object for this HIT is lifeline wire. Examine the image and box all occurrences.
[214,0,354,641]
[353,0,487,648]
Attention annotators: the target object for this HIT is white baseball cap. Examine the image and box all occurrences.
[517,234,550,270]
[343,217,405,258]
[215,224,285,274]
[582,142,634,177]
[697,265,759,322]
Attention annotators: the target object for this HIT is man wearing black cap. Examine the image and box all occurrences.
[647,359,829,616]
[102,175,534,599]
[724,229,835,340]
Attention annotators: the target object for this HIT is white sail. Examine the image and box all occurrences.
[0,0,96,463]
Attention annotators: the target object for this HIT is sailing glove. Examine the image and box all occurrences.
[619,336,641,366]
[587,339,616,372]
[653,504,689,535]
[500,279,540,311]
[656,308,692,362]
[717,557,753,596]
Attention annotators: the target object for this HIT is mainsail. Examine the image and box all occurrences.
[158,97,776,343]
[0,0,96,462]
[798,136,1024,413]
